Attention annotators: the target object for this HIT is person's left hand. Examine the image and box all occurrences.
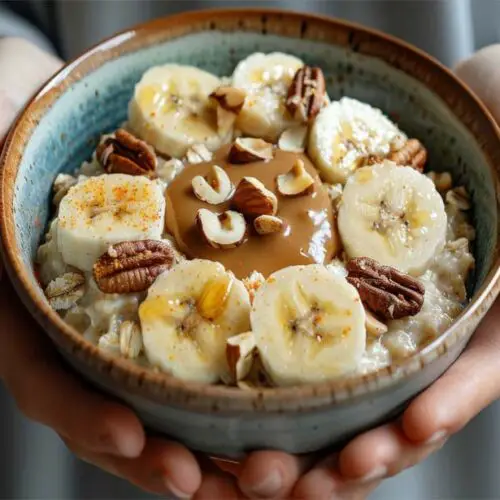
[195,45,500,500]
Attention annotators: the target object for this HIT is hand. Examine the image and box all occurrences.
[0,37,202,497]
[199,45,500,499]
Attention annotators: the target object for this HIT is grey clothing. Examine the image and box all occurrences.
[1,1,500,498]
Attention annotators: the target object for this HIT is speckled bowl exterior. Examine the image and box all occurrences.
[1,10,500,457]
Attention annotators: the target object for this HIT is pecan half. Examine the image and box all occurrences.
[388,138,427,172]
[286,65,326,123]
[96,129,157,177]
[346,257,424,320]
[93,240,174,293]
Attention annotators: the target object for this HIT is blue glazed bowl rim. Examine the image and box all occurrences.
[1,8,500,413]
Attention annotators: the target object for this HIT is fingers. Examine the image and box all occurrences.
[194,473,244,500]
[403,297,500,443]
[237,451,314,499]
[64,437,202,497]
[293,423,445,500]
[455,44,500,124]
[0,279,144,458]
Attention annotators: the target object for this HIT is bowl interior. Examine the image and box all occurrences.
[11,28,499,347]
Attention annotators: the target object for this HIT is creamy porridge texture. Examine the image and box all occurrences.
[36,52,475,387]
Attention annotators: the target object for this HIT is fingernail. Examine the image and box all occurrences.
[248,470,282,498]
[358,465,387,483]
[165,478,191,499]
[425,430,448,445]
[115,433,143,458]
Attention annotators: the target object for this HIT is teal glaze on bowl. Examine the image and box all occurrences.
[2,10,500,456]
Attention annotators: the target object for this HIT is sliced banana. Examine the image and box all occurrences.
[308,97,406,184]
[251,265,366,385]
[57,174,165,271]
[139,259,251,383]
[338,161,447,275]
[128,64,229,158]
[232,52,304,142]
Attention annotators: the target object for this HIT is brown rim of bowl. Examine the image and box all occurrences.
[1,8,500,413]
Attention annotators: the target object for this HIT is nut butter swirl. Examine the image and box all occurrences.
[166,145,339,278]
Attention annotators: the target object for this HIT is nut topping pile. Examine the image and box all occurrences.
[38,53,476,388]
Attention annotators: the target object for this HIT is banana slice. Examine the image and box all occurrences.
[251,265,366,385]
[128,64,229,158]
[338,161,447,275]
[232,52,304,142]
[308,97,406,184]
[57,174,165,271]
[139,259,251,383]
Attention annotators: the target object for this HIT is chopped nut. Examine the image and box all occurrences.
[93,240,175,293]
[119,320,143,359]
[209,86,246,137]
[186,144,213,164]
[387,138,427,172]
[197,273,233,320]
[192,165,234,205]
[53,173,77,206]
[364,308,388,337]
[196,209,247,249]
[232,176,278,216]
[426,171,453,193]
[276,159,315,196]
[97,129,157,176]
[346,257,425,320]
[228,137,274,164]
[446,186,471,211]
[242,271,265,305]
[254,215,285,235]
[286,65,326,123]
[210,86,246,113]
[45,272,85,311]
[226,332,257,383]
[278,125,308,153]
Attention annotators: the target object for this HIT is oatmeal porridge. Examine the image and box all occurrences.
[36,52,475,387]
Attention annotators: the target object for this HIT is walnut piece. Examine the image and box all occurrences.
[97,129,157,177]
[93,240,174,293]
[346,257,425,320]
[286,65,326,123]
[388,138,427,172]
[45,272,85,311]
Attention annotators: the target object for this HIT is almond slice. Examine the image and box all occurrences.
[254,215,285,235]
[228,137,274,164]
[232,176,278,216]
[276,159,315,196]
[278,125,308,153]
[196,209,247,248]
[364,308,388,337]
[192,165,234,205]
[226,331,257,382]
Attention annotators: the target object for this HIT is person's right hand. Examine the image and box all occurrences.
[0,37,203,498]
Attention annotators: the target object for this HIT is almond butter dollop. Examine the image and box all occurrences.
[165,145,339,279]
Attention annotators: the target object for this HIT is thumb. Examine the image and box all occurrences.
[455,44,500,124]
[402,297,500,443]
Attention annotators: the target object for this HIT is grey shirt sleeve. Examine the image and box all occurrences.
[0,4,55,53]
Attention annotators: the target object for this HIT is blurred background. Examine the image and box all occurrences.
[1,0,499,498]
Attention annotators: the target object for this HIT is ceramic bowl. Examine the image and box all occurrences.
[1,9,500,458]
